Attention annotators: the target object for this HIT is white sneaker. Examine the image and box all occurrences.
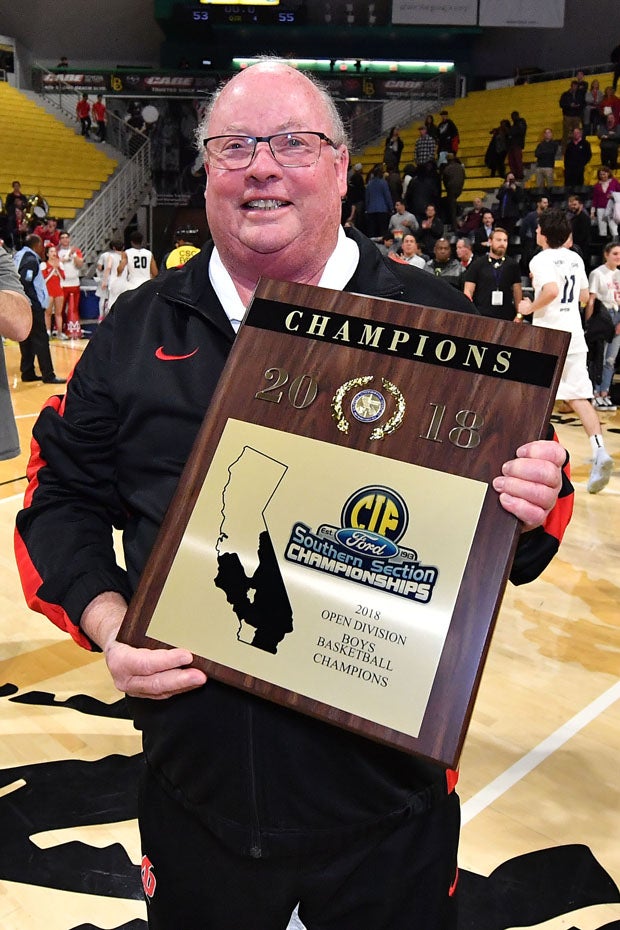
[593,395,617,411]
[587,448,614,494]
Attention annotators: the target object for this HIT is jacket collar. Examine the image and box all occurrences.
[155,226,406,328]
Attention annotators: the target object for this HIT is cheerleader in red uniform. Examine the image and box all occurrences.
[41,246,67,339]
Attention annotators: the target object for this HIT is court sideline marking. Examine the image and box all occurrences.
[461,680,620,824]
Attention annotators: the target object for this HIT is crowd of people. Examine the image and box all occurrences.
[0,176,163,379]
[338,101,619,491]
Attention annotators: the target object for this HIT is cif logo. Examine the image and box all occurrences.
[337,486,408,557]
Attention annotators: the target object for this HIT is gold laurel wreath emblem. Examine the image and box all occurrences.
[331,376,406,440]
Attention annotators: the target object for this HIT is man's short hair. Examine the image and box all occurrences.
[456,237,472,250]
[130,231,144,246]
[196,56,350,151]
[538,209,571,249]
[25,234,42,249]
[491,227,508,237]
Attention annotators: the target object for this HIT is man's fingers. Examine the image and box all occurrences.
[105,641,207,698]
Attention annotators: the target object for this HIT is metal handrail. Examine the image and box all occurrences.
[31,65,153,264]
[67,143,152,267]
[347,73,458,155]
[516,61,614,86]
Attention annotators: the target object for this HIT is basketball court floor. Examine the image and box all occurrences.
[0,336,618,929]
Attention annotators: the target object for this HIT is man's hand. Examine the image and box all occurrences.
[492,439,566,532]
[81,591,207,699]
[105,640,207,700]
[517,296,534,315]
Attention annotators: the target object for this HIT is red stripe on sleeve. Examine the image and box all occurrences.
[543,429,573,545]
[14,527,94,650]
[446,768,459,793]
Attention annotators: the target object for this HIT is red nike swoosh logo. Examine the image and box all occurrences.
[155,346,199,361]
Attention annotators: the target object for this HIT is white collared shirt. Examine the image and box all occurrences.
[208,227,360,332]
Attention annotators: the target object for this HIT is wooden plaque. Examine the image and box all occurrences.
[118,278,569,768]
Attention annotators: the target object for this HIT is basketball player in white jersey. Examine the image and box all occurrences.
[518,209,614,494]
[117,231,158,290]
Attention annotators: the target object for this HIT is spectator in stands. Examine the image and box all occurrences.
[5,180,25,218]
[424,113,439,141]
[58,230,84,336]
[494,173,521,237]
[404,161,440,221]
[598,113,620,170]
[56,56,69,69]
[563,127,592,187]
[590,167,620,237]
[508,110,527,180]
[41,245,66,339]
[587,241,620,409]
[418,203,444,254]
[364,166,393,239]
[574,71,589,101]
[485,121,510,178]
[534,128,558,189]
[347,162,366,231]
[457,197,484,234]
[398,233,426,268]
[7,195,29,250]
[568,194,592,272]
[600,86,620,121]
[92,94,107,143]
[520,195,549,274]
[442,153,465,230]
[374,232,395,257]
[33,216,60,251]
[424,238,462,289]
[76,93,91,138]
[559,81,585,149]
[5,181,28,249]
[388,200,419,238]
[436,110,459,166]
[383,126,404,172]
[584,79,604,135]
[464,228,522,321]
[455,237,474,271]
[401,163,415,202]
[414,124,436,167]
[386,168,403,207]
[14,235,65,384]
[473,210,496,255]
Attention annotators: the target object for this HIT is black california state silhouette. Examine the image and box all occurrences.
[214,530,293,654]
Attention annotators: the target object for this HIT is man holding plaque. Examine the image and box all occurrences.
[16,60,573,930]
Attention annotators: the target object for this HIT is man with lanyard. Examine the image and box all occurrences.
[16,60,571,930]
[463,228,523,321]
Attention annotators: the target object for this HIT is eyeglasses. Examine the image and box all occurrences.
[203,131,338,169]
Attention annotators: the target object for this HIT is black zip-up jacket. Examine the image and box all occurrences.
[16,228,573,857]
